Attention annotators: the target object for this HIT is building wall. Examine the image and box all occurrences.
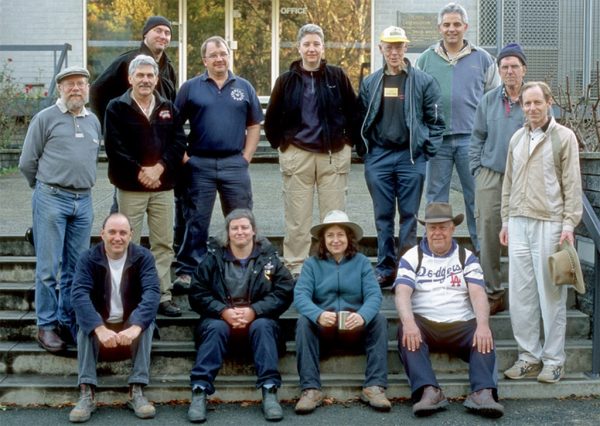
[0,0,85,92]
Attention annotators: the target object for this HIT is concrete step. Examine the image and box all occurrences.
[2,372,600,406]
[0,339,593,377]
[0,305,589,343]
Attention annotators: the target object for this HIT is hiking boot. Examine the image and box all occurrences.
[69,384,96,423]
[172,274,192,294]
[294,388,323,414]
[188,387,207,423]
[537,364,564,383]
[504,359,542,379]
[360,386,392,411]
[158,300,182,317]
[463,388,504,418]
[412,386,448,416]
[262,386,283,421]
[127,384,155,419]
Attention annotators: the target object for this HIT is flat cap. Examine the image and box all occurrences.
[55,66,90,84]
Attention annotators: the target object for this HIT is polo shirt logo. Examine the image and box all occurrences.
[231,88,246,102]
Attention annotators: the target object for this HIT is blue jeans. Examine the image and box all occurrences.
[176,154,253,276]
[426,134,479,251]
[364,146,426,279]
[77,322,155,386]
[398,315,498,399]
[295,314,388,390]
[190,318,282,394]
[32,182,93,335]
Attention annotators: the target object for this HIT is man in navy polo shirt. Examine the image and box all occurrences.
[174,36,263,284]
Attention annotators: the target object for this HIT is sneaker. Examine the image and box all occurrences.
[360,386,392,411]
[504,359,542,379]
[158,300,182,317]
[412,386,448,417]
[127,384,156,419]
[69,384,96,423]
[172,274,192,294]
[188,387,207,423]
[537,364,564,383]
[262,386,283,421]
[463,388,504,418]
[294,388,323,414]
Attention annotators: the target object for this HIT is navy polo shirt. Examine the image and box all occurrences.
[175,71,264,157]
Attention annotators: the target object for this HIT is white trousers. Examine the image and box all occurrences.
[508,216,567,366]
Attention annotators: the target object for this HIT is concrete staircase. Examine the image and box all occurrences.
[0,235,599,406]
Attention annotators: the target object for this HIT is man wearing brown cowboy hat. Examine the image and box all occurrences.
[394,202,503,418]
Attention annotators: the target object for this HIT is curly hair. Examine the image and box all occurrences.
[316,224,359,260]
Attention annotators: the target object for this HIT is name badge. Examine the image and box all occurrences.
[75,132,84,138]
[384,87,399,97]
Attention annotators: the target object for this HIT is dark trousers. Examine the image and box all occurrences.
[295,313,388,390]
[398,315,498,399]
[190,317,282,394]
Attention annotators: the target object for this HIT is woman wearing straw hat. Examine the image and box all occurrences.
[293,210,391,414]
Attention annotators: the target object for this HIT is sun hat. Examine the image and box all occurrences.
[417,202,464,226]
[310,210,364,241]
[548,241,585,294]
[380,26,410,43]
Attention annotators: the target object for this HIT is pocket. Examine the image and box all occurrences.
[331,144,351,174]
[278,145,299,176]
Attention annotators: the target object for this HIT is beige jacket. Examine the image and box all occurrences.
[501,117,582,231]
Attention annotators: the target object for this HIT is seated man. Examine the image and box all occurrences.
[187,209,294,423]
[69,213,160,423]
[394,203,503,418]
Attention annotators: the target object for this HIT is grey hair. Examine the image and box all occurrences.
[438,2,469,24]
[128,54,158,76]
[201,36,230,57]
[218,208,257,246]
[297,23,324,44]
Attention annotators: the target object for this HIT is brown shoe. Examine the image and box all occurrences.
[37,328,66,353]
[489,298,506,316]
[463,388,504,418]
[294,389,323,414]
[361,386,391,411]
[413,386,448,416]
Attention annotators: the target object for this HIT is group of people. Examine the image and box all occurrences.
[17,0,583,422]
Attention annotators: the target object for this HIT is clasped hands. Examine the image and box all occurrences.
[95,324,142,348]
[221,306,256,329]
[137,163,164,189]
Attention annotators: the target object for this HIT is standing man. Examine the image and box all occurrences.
[69,213,160,422]
[264,23,358,277]
[394,203,503,418]
[187,209,294,422]
[501,82,582,383]
[104,55,186,317]
[173,36,264,283]
[19,66,101,352]
[90,15,176,124]
[469,43,527,315]
[359,26,445,287]
[417,2,500,252]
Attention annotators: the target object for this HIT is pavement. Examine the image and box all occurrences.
[1,397,600,425]
[0,162,472,240]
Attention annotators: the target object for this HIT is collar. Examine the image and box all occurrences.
[435,39,472,62]
[201,70,235,84]
[55,99,91,117]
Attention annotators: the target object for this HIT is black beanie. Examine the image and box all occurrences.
[497,43,527,66]
[143,16,172,36]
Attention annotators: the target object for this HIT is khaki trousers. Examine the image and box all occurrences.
[118,189,174,303]
[279,144,351,274]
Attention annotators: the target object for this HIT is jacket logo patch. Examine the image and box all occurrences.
[264,261,274,280]
[159,110,172,120]
[231,88,246,102]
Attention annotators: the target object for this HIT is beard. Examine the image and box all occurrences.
[64,94,88,112]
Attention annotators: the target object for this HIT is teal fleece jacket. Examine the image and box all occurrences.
[293,253,382,325]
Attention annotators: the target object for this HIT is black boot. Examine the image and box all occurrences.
[262,386,283,421]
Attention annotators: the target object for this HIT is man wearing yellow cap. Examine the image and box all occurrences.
[358,26,445,287]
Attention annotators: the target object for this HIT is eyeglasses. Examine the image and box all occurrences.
[60,81,88,89]
[204,53,229,60]
[382,44,406,54]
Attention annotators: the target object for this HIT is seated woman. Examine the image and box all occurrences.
[293,210,391,414]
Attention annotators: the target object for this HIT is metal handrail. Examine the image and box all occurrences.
[582,194,600,378]
[0,43,72,107]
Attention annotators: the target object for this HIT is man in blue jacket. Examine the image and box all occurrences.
[69,213,161,423]
[359,26,445,287]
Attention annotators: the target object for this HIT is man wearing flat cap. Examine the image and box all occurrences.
[19,66,101,352]
[358,26,445,287]
[469,42,527,315]
[394,202,504,418]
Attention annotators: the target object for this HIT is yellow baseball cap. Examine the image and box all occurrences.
[380,26,410,43]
